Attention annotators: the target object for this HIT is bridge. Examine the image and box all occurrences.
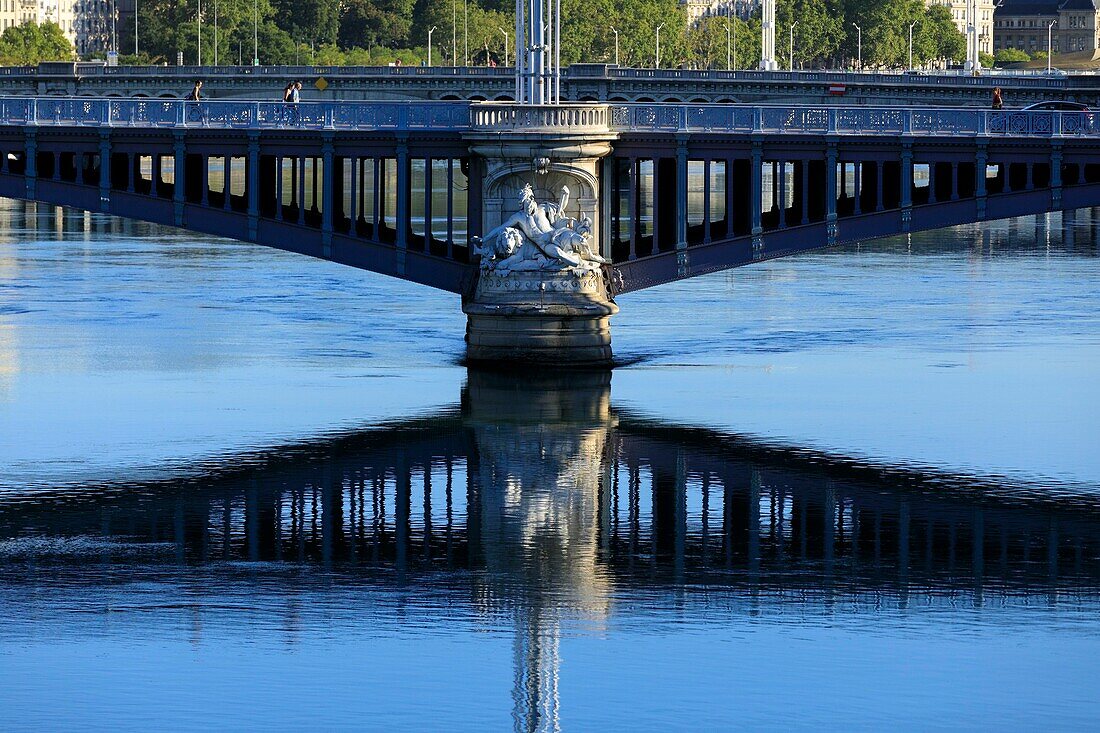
[9,62,1100,107]
[3,95,1100,363]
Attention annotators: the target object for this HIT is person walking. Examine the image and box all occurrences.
[289,81,302,125]
[282,82,294,122]
[992,87,1004,110]
[185,80,204,124]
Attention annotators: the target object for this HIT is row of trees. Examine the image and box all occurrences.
[0,0,975,69]
[0,22,73,65]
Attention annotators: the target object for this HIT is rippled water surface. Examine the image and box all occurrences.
[2,200,1099,730]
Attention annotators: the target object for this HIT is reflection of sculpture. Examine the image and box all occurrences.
[472,183,607,274]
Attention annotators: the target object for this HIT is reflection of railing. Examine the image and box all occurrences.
[3,97,1099,138]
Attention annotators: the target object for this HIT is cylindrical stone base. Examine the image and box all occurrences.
[463,269,619,366]
[465,306,617,366]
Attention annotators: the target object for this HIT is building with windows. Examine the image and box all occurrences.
[682,0,996,56]
[682,0,756,24]
[929,0,997,55]
[993,0,1100,55]
[0,1,117,57]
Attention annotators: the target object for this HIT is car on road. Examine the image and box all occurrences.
[1021,101,1090,111]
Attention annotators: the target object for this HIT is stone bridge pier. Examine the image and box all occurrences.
[462,105,620,367]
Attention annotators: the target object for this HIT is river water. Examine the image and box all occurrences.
[2,199,1099,730]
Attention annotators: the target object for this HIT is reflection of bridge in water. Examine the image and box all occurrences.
[4,372,1098,731]
[4,372,1098,592]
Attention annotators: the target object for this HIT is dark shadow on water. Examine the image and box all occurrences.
[3,367,1099,600]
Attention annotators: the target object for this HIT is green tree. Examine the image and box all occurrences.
[131,0,294,65]
[340,0,415,51]
[839,0,963,68]
[604,0,686,68]
[273,0,340,45]
[0,22,73,65]
[994,48,1031,64]
[776,0,844,69]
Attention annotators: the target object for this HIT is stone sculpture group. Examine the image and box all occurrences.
[472,184,608,275]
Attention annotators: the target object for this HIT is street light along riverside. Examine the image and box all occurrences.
[789,21,797,70]
[610,25,619,66]
[908,21,916,71]
[1048,20,1056,74]
[655,24,663,69]
[852,22,861,71]
[428,25,437,67]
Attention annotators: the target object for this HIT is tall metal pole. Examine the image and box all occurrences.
[135,0,138,56]
[726,20,731,71]
[1048,20,1056,74]
[253,0,259,65]
[498,27,508,66]
[515,0,524,100]
[429,26,437,66]
[908,21,916,71]
[453,0,458,66]
[964,0,980,73]
[464,0,469,66]
[554,0,561,102]
[214,0,218,66]
[788,21,797,70]
[760,0,776,70]
[655,24,662,69]
[610,26,619,66]
[852,22,860,71]
[197,0,202,66]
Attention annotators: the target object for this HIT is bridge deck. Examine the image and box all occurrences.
[2,98,1100,294]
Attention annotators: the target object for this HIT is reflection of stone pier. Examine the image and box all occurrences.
[464,106,620,366]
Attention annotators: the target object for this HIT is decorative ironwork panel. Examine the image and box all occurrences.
[911,110,980,135]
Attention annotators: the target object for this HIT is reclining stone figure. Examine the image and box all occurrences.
[472,183,607,275]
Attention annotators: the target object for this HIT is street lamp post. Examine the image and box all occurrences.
[452,0,457,66]
[610,26,619,66]
[253,0,259,65]
[463,0,469,66]
[851,22,861,71]
[789,21,797,70]
[1048,20,1056,74]
[134,0,138,56]
[498,27,508,67]
[213,0,218,66]
[726,20,732,71]
[197,0,202,66]
[428,26,437,67]
[908,21,916,70]
[656,24,663,69]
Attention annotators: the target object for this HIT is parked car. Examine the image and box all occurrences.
[1021,101,1090,111]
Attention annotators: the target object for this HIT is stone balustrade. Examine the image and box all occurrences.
[469,103,610,133]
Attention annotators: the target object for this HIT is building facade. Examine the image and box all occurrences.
[994,0,1100,55]
[930,0,997,54]
[682,0,995,56]
[0,1,116,57]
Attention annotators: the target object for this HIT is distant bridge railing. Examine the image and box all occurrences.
[3,97,1099,138]
[24,62,1078,88]
[608,104,1100,137]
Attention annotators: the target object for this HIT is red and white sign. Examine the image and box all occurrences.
[828,83,847,95]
